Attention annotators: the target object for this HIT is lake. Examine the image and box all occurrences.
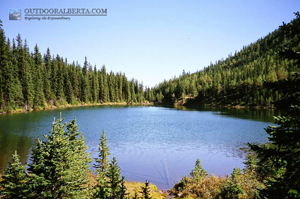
[0,106,277,189]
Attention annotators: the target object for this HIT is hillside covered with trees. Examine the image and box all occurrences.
[0,13,300,199]
[151,14,300,109]
[1,13,300,113]
[0,20,152,114]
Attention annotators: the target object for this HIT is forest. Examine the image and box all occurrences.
[0,20,153,114]
[151,14,300,109]
[0,14,300,113]
[0,11,300,199]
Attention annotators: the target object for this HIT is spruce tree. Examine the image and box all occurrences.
[28,115,92,198]
[43,48,52,101]
[106,155,121,199]
[131,80,136,103]
[93,130,111,198]
[140,180,152,199]
[0,151,29,198]
[94,130,111,173]
[248,109,300,198]
[119,176,128,199]
[27,137,48,198]
[33,44,45,108]
[92,66,99,103]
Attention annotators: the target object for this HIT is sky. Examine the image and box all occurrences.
[0,0,299,88]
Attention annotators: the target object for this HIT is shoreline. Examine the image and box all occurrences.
[0,99,279,116]
[0,102,154,115]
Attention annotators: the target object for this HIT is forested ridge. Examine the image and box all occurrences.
[1,15,300,113]
[1,13,300,198]
[151,15,300,108]
[0,20,153,114]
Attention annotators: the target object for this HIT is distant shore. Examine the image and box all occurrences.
[0,102,154,115]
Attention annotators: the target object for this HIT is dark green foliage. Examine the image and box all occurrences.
[33,45,45,108]
[93,131,128,199]
[151,15,300,108]
[140,180,152,199]
[248,106,300,198]
[0,151,29,199]
[106,155,121,199]
[93,130,111,199]
[94,130,111,174]
[0,115,133,199]
[0,21,145,112]
[119,176,128,199]
[220,168,244,199]
[27,115,92,198]
[93,171,109,199]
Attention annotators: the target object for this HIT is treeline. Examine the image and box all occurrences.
[152,14,300,108]
[0,20,157,113]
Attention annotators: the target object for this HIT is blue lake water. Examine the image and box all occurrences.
[0,106,276,189]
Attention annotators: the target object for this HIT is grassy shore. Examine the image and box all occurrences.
[0,101,154,115]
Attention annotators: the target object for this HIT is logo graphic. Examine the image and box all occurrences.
[9,9,21,20]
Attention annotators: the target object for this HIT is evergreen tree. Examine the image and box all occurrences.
[0,151,29,199]
[94,130,111,173]
[140,180,152,199]
[119,176,128,199]
[50,58,58,99]
[27,138,48,198]
[56,56,65,101]
[248,107,300,198]
[92,66,99,103]
[101,65,109,102]
[27,115,92,198]
[81,57,91,103]
[106,155,121,199]
[130,80,136,103]
[93,130,111,199]
[33,44,45,108]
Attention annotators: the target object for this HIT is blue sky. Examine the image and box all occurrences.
[0,0,299,87]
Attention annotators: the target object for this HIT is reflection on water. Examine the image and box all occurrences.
[0,106,274,189]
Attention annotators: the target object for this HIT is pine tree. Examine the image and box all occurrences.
[119,176,128,199]
[65,118,92,197]
[93,130,111,199]
[248,108,300,198]
[0,151,29,198]
[33,44,45,108]
[94,130,111,173]
[27,137,48,198]
[16,34,34,110]
[50,58,58,99]
[43,48,52,101]
[140,180,152,199]
[101,65,109,102]
[81,57,91,103]
[109,71,116,102]
[27,115,92,198]
[131,80,136,103]
[106,155,121,199]
[56,56,65,102]
[92,66,99,103]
